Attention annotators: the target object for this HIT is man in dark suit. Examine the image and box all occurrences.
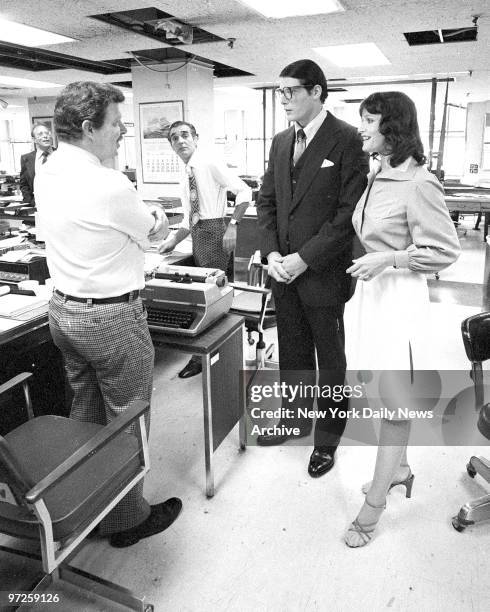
[19,123,54,204]
[256,59,368,477]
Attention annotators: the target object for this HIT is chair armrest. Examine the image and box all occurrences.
[229,282,271,295]
[0,372,33,396]
[25,400,149,504]
[0,372,34,420]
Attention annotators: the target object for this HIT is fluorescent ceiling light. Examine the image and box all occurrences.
[239,0,344,18]
[0,75,61,88]
[0,17,75,46]
[215,86,257,95]
[314,43,391,67]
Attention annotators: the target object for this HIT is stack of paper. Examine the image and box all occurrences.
[0,294,48,318]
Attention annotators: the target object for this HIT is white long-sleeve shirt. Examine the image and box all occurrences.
[179,149,252,230]
[35,142,155,297]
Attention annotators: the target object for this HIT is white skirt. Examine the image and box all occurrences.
[345,267,432,371]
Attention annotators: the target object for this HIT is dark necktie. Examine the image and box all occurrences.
[41,151,49,164]
[188,168,200,227]
[293,128,306,165]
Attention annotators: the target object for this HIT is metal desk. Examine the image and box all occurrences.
[151,314,246,497]
[0,313,67,434]
[445,195,490,240]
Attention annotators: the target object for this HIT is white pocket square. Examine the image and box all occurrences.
[321,159,335,168]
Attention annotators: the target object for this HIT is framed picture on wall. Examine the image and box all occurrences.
[32,116,57,148]
[139,100,184,183]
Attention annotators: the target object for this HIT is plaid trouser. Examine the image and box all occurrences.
[191,217,232,276]
[49,292,154,534]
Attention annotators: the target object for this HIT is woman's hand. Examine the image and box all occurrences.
[346,252,393,281]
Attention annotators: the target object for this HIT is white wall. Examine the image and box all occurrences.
[132,61,214,200]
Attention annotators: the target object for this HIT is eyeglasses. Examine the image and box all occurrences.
[274,85,315,101]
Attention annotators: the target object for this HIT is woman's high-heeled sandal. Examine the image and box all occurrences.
[361,464,415,498]
[344,498,386,548]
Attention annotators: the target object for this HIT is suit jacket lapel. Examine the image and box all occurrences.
[278,127,295,208]
[290,113,341,211]
[27,151,36,181]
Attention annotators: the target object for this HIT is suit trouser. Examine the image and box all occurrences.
[48,292,154,535]
[274,283,348,452]
[191,218,233,280]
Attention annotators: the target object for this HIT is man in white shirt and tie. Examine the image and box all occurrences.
[19,123,54,204]
[160,120,252,378]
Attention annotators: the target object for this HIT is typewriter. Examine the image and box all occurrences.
[142,264,233,336]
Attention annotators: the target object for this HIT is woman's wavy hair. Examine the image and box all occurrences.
[359,91,426,167]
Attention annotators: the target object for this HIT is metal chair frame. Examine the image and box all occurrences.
[452,312,490,532]
[0,372,154,611]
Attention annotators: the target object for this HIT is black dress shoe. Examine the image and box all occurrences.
[178,357,202,379]
[256,428,311,446]
[308,449,335,478]
[109,497,183,548]
[256,433,289,446]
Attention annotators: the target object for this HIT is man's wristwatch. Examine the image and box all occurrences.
[229,218,238,226]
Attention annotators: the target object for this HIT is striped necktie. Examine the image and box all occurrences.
[293,128,306,165]
[41,151,49,164]
[188,168,200,227]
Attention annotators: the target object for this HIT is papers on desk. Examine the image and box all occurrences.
[144,250,192,275]
[0,317,24,332]
[144,251,165,274]
[0,294,48,319]
[0,195,22,205]
[0,247,44,262]
[0,235,26,252]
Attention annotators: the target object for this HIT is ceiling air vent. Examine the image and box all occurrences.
[131,47,253,78]
[404,27,477,46]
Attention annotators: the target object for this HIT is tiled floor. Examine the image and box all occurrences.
[2,218,489,611]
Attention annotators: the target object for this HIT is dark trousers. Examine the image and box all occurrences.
[274,283,348,453]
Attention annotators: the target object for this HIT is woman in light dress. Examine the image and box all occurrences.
[344,91,461,547]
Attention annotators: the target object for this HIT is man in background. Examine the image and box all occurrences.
[20,123,54,204]
[256,59,368,477]
[35,81,182,548]
[160,120,251,378]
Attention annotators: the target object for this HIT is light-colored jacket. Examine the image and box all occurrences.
[353,156,461,272]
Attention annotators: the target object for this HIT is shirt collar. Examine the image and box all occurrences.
[377,156,419,181]
[56,141,101,165]
[295,108,327,142]
[185,149,202,174]
[36,148,51,159]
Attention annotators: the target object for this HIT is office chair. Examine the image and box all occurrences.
[0,372,154,610]
[452,311,490,532]
[229,251,277,372]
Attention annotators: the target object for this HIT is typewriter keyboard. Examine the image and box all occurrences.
[147,307,196,329]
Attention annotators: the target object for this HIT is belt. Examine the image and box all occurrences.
[54,289,140,304]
